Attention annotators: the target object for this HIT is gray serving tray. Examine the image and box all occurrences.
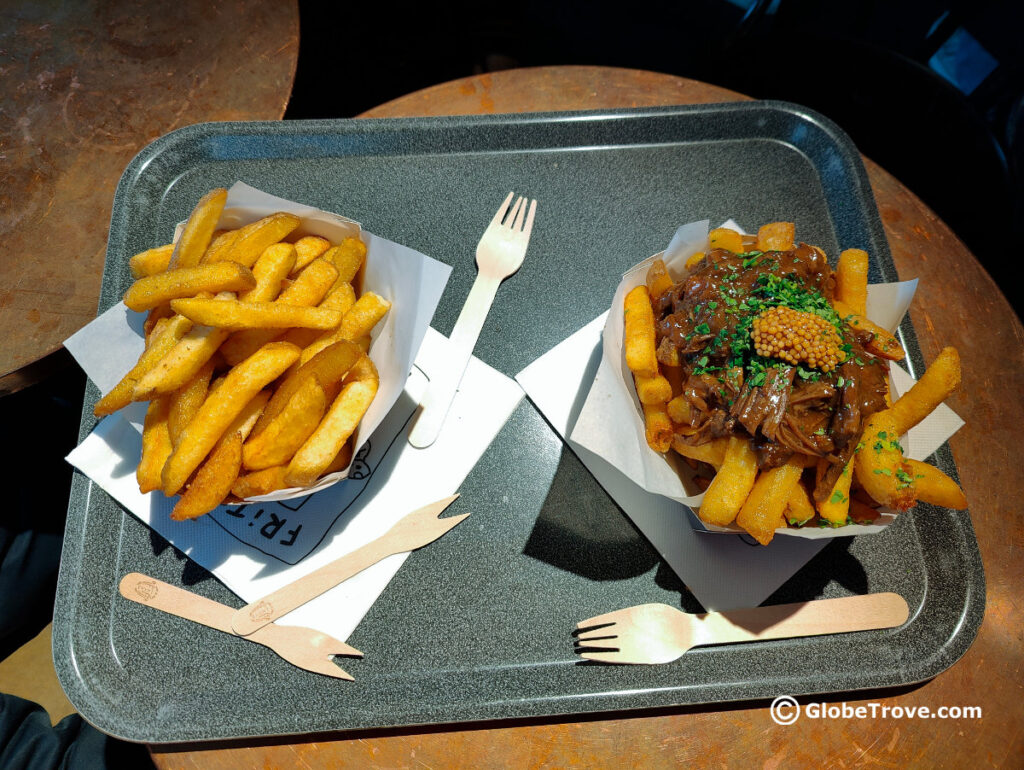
[54,102,985,744]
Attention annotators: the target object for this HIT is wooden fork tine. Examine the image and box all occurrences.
[575,626,618,642]
[489,191,515,227]
[522,199,537,238]
[511,196,527,230]
[578,651,626,664]
[505,196,524,227]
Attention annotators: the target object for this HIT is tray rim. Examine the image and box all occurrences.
[53,100,986,744]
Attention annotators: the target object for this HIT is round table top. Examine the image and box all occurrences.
[0,0,299,394]
[150,66,1024,768]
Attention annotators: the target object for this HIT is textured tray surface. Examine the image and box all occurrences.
[53,102,984,743]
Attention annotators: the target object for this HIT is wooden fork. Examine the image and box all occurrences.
[409,192,537,448]
[575,593,909,664]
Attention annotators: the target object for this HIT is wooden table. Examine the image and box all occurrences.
[151,67,1024,768]
[0,0,299,395]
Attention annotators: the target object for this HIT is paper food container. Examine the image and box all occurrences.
[67,181,451,503]
[569,219,964,540]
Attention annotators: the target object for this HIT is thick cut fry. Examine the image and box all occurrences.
[231,466,290,498]
[888,347,961,435]
[836,248,869,317]
[285,356,378,487]
[168,188,228,269]
[671,437,727,467]
[242,377,327,470]
[906,459,968,510]
[200,229,239,264]
[699,435,758,526]
[167,360,215,447]
[818,459,854,525]
[94,315,193,416]
[161,342,300,495]
[138,396,173,494]
[643,402,673,453]
[709,227,743,253]
[645,259,674,301]
[219,258,339,364]
[241,243,297,302]
[123,262,255,311]
[324,442,354,474]
[144,304,175,339]
[832,300,905,360]
[170,390,270,520]
[251,340,362,438]
[170,298,342,331]
[785,482,817,526]
[756,222,795,252]
[129,243,174,278]
[623,285,658,378]
[323,237,367,284]
[299,292,391,364]
[212,213,301,267]
[634,373,672,405]
[278,282,357,350]
[133,324,231,400]
[853,411,916,511]
[171,433,243,520]
[736,459,804,545]
[292,235,331,273]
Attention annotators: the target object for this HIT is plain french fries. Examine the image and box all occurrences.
[129,243,174,278]
[292,235,332,273]
[242,377,327,471]
[323,237,367,284]
[215,212,301,267]
[219,257,340,364]
[251,340,362,438]
[124,262,255,312]
[107,188,386,517]
[736,458,804,545]
[285,355,378,487]
[94,314,193,416]
[161,342,300,496]
[200,229,240,264]
[298,292,391,364]
[231,465,290,498]
[699,435,758,526]
[138,396,173,494]
[241,243,297,302]
[836,248,869,317]
[171,433,243,521]
[168,188,228,269]
[624,285,658,378]
[167,359,215,447]
[888,347,960,435]
[170,390,270,520]
[169,298,342,331]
